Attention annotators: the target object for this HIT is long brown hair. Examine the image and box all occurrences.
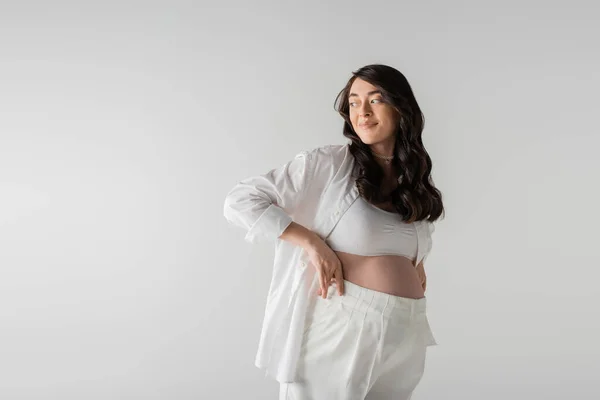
[334,64,444,223]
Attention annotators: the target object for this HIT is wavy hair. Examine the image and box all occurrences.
[334,64,444,223]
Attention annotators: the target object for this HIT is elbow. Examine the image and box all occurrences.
[223,193,240,223]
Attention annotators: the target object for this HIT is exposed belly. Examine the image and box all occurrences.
[335,251,425,299]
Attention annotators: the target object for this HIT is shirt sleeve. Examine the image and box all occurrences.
[223,150,315,244]
[422,222,436,265]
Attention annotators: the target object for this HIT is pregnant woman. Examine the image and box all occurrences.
[224,63,445,400]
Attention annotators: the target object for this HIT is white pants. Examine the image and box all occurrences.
[279,280,437,400]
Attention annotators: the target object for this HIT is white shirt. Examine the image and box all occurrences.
[223,142,435,383]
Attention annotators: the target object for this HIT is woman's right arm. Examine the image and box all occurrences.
[223,148,343,297]
[279,222,344,298]
[278,221,320,250]
[223,150,315,244]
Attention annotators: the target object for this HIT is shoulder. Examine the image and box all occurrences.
[302,144,352,191]
[296,143,349,167]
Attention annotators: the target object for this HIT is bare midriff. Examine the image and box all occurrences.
[335,252,424,299]
[332,198,424,299]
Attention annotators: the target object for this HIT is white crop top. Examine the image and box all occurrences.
[325,196,418,261]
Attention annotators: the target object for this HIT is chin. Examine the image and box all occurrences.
[357,134,384,145]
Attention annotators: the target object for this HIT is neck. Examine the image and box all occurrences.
[373,158,396,180]
[368,141,397,178]
[369,141,394,161]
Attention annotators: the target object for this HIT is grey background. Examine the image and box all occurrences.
[1,1,599,399]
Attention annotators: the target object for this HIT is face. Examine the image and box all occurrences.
[348,78,398,145]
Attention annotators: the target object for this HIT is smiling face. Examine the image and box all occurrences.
[348,78,399,146]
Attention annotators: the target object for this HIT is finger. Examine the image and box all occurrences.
[324,273,334,298]
[320,273,327,299]
[324,275,333,299]
[334,269,344,296]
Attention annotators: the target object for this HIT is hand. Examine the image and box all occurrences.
[416,261,427,291]
[305,236,344,298]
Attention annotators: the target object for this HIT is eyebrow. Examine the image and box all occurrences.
[349,90,382,98]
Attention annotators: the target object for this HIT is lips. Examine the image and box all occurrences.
[359,122,377,128]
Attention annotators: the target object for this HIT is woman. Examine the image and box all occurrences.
[223,64,444,400]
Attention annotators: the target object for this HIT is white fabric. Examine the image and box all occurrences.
[325,195,418,259]
[223,143,436,383]
[278,281,437,400]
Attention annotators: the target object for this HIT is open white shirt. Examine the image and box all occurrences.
[223,142,435,383]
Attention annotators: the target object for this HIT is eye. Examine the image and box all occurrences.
[349,101,357,107]
[371,98,382,104]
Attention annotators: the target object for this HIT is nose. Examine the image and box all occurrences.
[358,103,372,117]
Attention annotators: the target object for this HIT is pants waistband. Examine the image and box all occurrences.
[325,279,428,321]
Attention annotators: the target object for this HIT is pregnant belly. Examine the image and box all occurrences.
[335,251,425,299]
